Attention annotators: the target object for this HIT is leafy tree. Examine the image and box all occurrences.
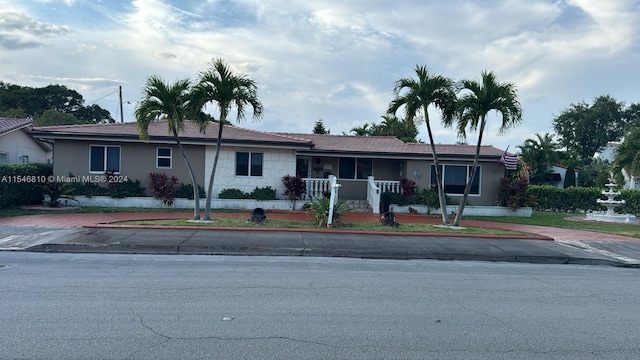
[74,104,114,124]
[449,70,523,226]
[312,119,329,134]
[516,132,560,185]
[34,109,81,126]
[578,158,611,187]
[0,82,114,123]
[135,76,203,220]
[387,65,457,225]
[613,127,640,186]
[553,95,626,164]
[193,58,264,220]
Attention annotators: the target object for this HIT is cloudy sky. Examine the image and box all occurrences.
[1,0,639,151]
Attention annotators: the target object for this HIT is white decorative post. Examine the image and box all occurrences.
[327,175,341,227]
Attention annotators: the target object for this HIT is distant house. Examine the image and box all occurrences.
[596,142,639,189]
[0,118,52,165]
[548,164,579,188]
[30,120,512,210]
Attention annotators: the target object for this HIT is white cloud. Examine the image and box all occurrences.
[0,0,638,152]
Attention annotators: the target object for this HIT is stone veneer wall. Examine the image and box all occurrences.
[204,146,297,199]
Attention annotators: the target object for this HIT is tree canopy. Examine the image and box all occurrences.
[312,119,330,134]
[552,95,626,164]
[0,82,114,124]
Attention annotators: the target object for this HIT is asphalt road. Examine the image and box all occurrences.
[1,253,639,359]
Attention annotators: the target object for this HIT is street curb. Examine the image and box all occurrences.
[26,242,632,267]
[87,224,554,241]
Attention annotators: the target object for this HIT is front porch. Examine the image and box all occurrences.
[304,176,400,214]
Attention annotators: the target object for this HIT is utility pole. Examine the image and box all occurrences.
[118,85,124,123]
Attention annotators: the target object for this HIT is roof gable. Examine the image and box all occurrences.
[33,120,312,147]
[0,117,33,135]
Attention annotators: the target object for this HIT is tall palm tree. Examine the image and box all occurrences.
[135,76,203,220]
[387,65,457,224]
[193,58,264,220]
[449,70,523,226]
[613,128,640,184]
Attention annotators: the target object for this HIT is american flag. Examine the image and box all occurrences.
[500,155,519,170]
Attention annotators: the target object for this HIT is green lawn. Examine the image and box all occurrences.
[2,206,638,239]
[466,212,640,239]
[115,217,533,237]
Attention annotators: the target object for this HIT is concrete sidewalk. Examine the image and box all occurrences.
[1,211,640,267]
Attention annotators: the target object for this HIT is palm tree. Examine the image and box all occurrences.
[613,128,640,185]
[449,70,523,226]
[349,123,371,136]
[517,132,560,184]
[193,58,264,220]
[135,76,203,220]
[387,65,457,224]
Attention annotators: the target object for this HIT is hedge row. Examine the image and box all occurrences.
[0,163,53,209]
[528,185,640,215]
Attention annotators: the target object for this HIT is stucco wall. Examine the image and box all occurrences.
[406,159,505,206]
[205,146,297,199]
[0,129,51,164]
[52,140,206,194]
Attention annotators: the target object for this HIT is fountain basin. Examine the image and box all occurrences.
[586,212,637,223]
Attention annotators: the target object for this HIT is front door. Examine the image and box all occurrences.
[296,157,311,178]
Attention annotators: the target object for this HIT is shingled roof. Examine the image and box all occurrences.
[32,121,506,158]
[32,120,312,148]
[0,117,33,135]
[283,133,505,158]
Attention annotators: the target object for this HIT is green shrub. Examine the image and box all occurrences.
[218,188,248,199]
[307,196,347,227]
[384,191,409,206]
[618,190,640,216]
[416,186,440,211]
[528,185,602,212]
[249,186,277,201]
[0,163,52,208]
[68,180,108,198]
[175,183,206,200]
[108,179,146,198]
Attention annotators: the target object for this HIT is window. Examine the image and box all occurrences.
[156,147,172,169]
[339,157,372,179]
[90,145,120,173]
[431,164,481,195]
[0,152,8,165]
[236,152,263,176]
[19,156,29,165]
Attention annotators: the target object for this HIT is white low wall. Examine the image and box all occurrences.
[390,204,533,217]
[71,196,303,211]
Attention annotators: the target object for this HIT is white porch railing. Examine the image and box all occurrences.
[375,180,401,194]
[367,176,381,214]
[367,177,401,214]
[304,177,332,200]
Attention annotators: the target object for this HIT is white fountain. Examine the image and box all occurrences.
[586,179,637,223]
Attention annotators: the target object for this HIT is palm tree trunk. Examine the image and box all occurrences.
[172,127,200,220]
[424,105,449,225]
[204,113,226,220]
[453,118,485,226]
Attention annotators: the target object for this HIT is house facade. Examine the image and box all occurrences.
[0,118,52,165]
[30,120,510,208]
